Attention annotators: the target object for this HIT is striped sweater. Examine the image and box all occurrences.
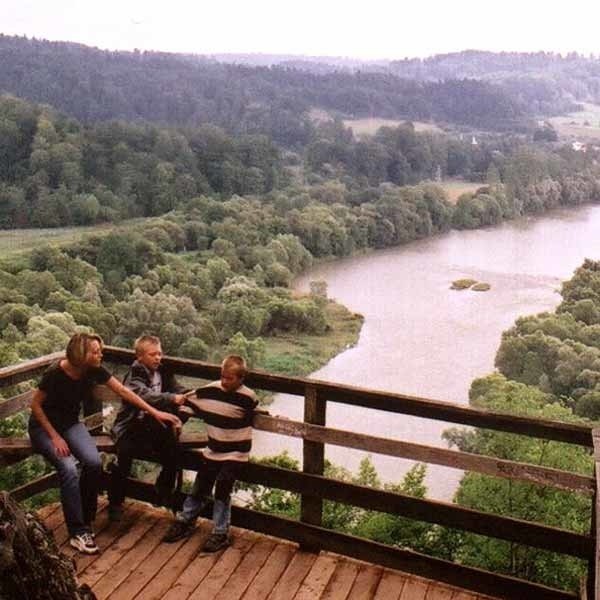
[187,380,258,462]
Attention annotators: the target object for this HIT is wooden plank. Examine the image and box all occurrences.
[397,575,428,599]
[373,570,407,600]
[213,538,276,600]
[294,554,338,600]
[320,559,360,600]
[159,534,222,600]
[451,593,480,600]
[109,526,190,600]
[345,565,383,600]
[230,507,578,600]
[301,385,326,529]
[0,351,63,387]
[62,504,145,575]
[241,463,593,559]
[591,428,600,600]
[254,415,595,495]
[79,513,158,587]
[0,389,34,419]
[187,531,259,600]
[267,551,318,600]
[131,522,209,600]
[100,346,593,446]
[240,543,297,600]
[11,471,58,502]
[425,583,455,599]
[36,501,61,521]
[92,518,173,600]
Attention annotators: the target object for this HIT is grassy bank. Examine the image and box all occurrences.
[262,300,363,377]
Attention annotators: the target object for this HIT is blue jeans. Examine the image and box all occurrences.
[178,458,242,535]
[29,421,102,536]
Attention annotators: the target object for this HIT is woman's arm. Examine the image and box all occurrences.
[106,376,182,431]
[30,389,70,457]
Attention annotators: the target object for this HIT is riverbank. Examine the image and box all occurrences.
[253,203,600,498]
[261,300,363,377]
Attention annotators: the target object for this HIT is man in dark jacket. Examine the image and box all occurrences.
[108,335,188,520]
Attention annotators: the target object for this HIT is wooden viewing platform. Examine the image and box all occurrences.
[2,347,599,599]
[38,499,498,600]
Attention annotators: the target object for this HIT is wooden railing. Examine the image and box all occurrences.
[1,347,599,600]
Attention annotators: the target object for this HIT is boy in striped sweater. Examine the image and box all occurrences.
[162,355,261,552]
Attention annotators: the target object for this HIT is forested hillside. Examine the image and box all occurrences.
[0,35,530,138]
[2,93,600,230]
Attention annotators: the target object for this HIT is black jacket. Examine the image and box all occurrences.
[111,360,186,442]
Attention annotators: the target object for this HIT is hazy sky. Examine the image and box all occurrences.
[3,0,600,60]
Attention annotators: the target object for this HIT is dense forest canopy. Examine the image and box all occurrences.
[0,35,552,139]
[1,93,599,230]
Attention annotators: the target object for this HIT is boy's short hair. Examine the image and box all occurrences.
[221,355,247,378]
[134,335,161,356]
[66,333,103,368]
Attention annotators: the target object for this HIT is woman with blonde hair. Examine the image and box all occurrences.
[29,332,181,554]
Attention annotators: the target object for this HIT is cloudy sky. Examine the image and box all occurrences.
[3,0,600,60]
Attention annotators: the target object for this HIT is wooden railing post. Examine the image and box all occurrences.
[588,429,600,600]
[300,384,326,528]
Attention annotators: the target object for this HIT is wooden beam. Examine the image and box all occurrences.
[253,414,595,494]
[590,429,600,600]
[241,463,593,559]
[10,472,58,502]
[0,390,34,419]
[4,347,592,447]
[0,352,63,388]
[301,385,325,528]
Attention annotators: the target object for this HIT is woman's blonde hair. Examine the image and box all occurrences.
[66,333,103,368]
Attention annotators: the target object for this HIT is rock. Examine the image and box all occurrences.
[0,491,96,600]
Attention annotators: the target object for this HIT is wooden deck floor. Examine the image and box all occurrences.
[39,499,499,600]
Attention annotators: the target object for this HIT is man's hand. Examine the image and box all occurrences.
[51,434,70,457]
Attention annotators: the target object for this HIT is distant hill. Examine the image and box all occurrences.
[0,35,533,143]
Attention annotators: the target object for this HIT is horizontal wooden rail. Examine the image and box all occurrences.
[10,471,58,502]
[1,348,593,446]
[236,462,592,559]
[0,390,34,420]
[0,352,63,387]
[9,434,589,559]
[254,414,595,494]
[116,476,577,600]
[0,431,208,466]
[101,347,594,447]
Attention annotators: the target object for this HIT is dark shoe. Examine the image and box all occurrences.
[202,533,231,553]
[162,520,194,543]
[108,504,124,522]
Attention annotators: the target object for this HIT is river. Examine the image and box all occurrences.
[252,204,600,499]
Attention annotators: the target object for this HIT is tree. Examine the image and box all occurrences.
[443,374,591,592]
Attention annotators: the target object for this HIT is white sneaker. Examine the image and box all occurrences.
[70,532,99,554]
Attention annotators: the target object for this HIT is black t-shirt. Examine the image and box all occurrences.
[29,361,112,432]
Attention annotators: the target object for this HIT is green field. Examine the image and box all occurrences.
[262,301,363,377]
[343,117,443,137]
[549,102,600,140]
[435,179,483,204]
[0,220,144,257]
